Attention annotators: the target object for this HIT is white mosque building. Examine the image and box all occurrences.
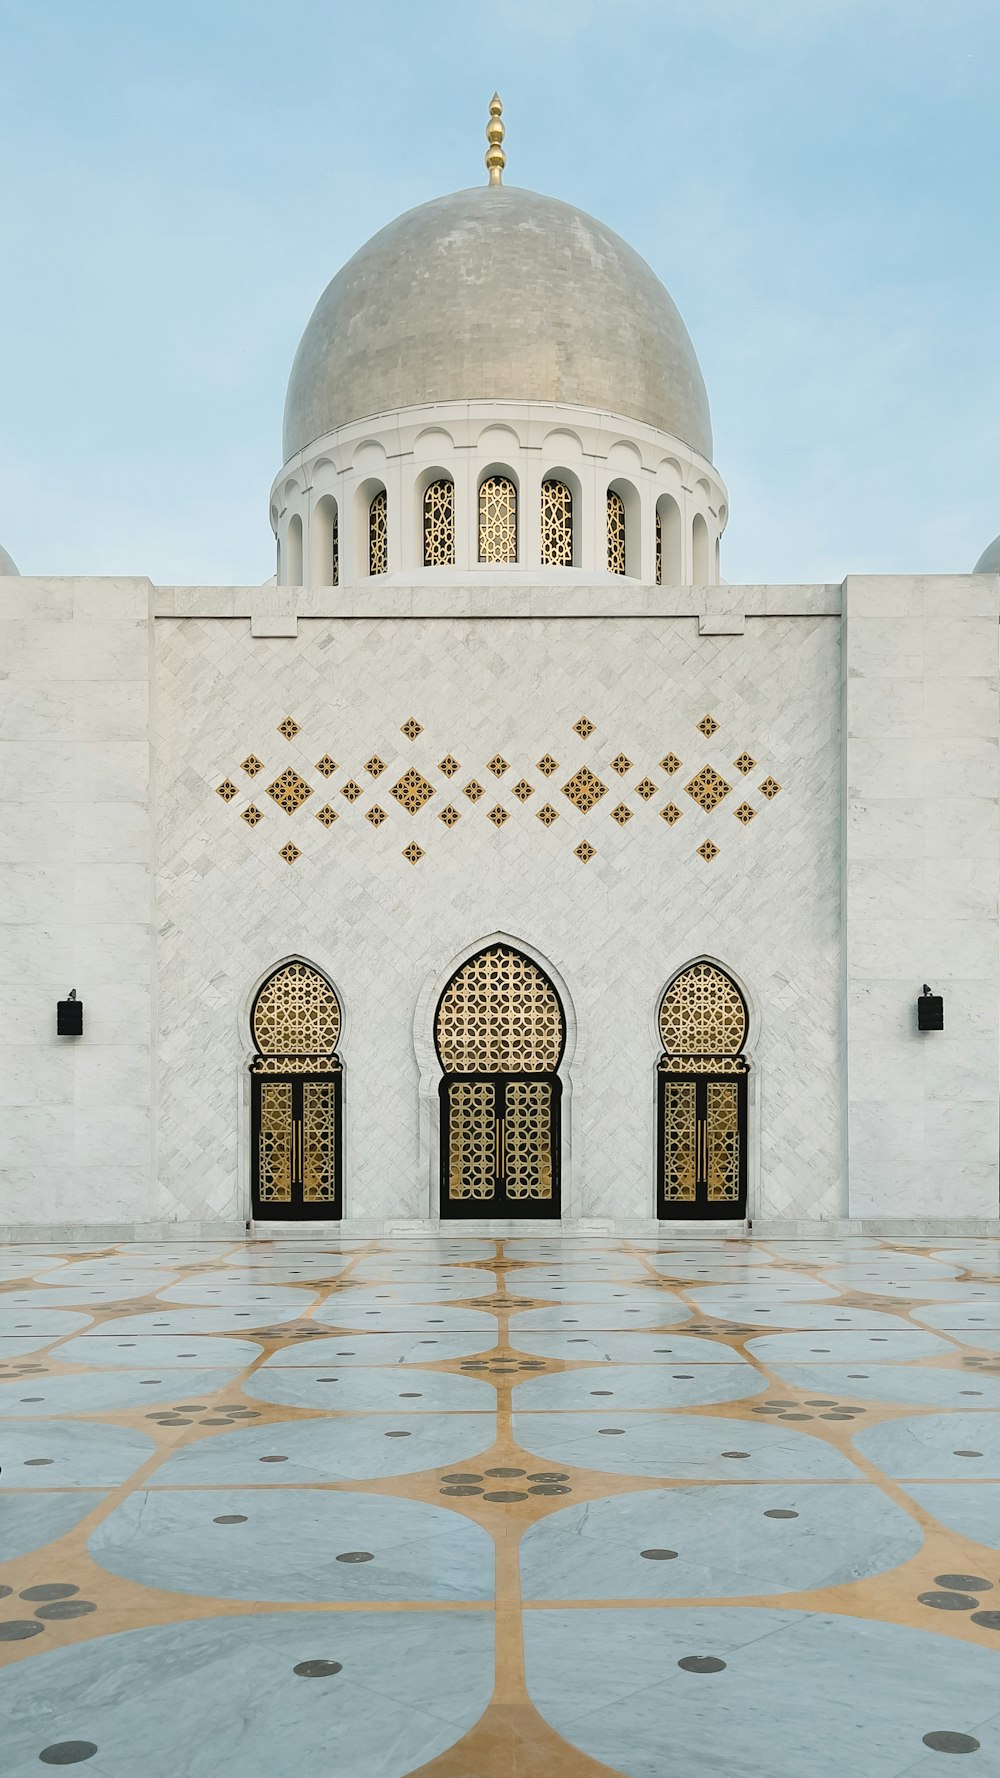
[1,99,997,1239]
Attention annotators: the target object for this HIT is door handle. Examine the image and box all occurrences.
[496,1116,505,1180]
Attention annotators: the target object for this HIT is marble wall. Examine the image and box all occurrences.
[843,574,1000,1219]
[0,578,155,1224]
[153,594,843,1226]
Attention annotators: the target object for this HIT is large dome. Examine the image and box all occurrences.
[282,185,713,463]
[974,533,1000,573]
[0,544,19,575]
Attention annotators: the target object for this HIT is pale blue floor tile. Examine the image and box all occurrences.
[765,1362,1000,1410]
[0,1610,495,1778]
[0,1368,242,1416]
[507,1329,736,1364]
[512,1361,763,1411]
[0,1419,155,1486]
[900,1482,1000,1549]
[150,1412,497,1484]
[89,1488,494,1601]
[0,1489,109,1561]
[0,1308,94,1337]
[745,1330,956,1363]
[79,1307,305,1334]
[911,1302,1000,1330]
[512,1411,862,1479]
[509,1299,690,1333]
[521,1483,922,1599]
[854,1412,1000,1478]
[1,1276,172,1306]
[313,1300,498,1335]
[158,1279,319,1309]
[694,1302,917,1331]
[245,1364,496,1412]
[505,1277,664,1302]
[53,1334,263,1368]
[334,1272,496,1301]
[524,1608,1000,1778]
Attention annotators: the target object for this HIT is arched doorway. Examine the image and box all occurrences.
[249,961,343,1220]
[435,943,565,1219]
[656,961,749,1220]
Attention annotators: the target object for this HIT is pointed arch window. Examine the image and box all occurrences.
[540,479,573,567]
[369,488,388,575]
[435,943,565,1218]
[656,961,749,1221]
[478,476,517,564]
[607,489,626,574]
[424,478,456,567]
[249,961,343,1220]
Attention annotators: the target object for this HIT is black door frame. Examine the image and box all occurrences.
[250,1068,343,1220]
[656,1068,748,1221]
[439,1072,562,1219]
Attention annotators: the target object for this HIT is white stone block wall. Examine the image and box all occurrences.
[843,574,1000,1218]
[153,595,842,1226]
[0,579,155,1224]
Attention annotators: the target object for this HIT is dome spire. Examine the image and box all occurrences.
[485,93,505,186]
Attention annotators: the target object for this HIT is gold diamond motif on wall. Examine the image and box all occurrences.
[438,804,461,827]
[610,802,632,826]
[365,756,387,778]
[391,768,435,814]
[660,752,683,775]
[487,804,509,828]
[216,778,239,803]
[266,768,312,814]
[341,780,363,803]
[400,718,423,740]
[610,753,632,776]
[512,779,534,803]
[487,754,509,777]
[463,780,485,803]
[537,754,559,777]
[685,764,731,812]
[573,716,595,739]
[696,714,719,738]
[562,766,607,813]
[439,755,460,778]
[241,804,263,827]
[278,716,300,740]
[734,801,757,825]
[660,802,683,826]
[365,805,388,828]
[574,840,596,862]
[315,804,338,828]
[635,777,657,801]
[696,839,720,862]
[402,842,424,865]
[734,751,756,776]
[536,803,559,827]
[241,754,264,777]
[759,776,782,800]
[279,841,301,864]
[315,754,337,777]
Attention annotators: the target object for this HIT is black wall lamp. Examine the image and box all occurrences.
[917,985,944,1032]
[56,990,84,1036]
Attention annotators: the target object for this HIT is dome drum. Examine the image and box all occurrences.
[271,399,727,586]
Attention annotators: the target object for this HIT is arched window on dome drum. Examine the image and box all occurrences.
[423,479,456,567]
[478,476,517,564]
[540,479,573,567]
[369,488,388,575]
[656,961,749,1222]
[249,960,343,1221]
[607,490,626,575]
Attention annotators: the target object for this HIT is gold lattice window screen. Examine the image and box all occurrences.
[659,962,747,1056]
[479,476,517,564]
[540,479,573,567]
[252,962,341,1057]
[607,489,626,575]
[369,488,388,575]
[436,945,564,1073]
[423,479,456,567]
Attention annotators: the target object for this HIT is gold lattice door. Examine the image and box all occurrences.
[657,1069,747,1220]
[251,1071,341,1219]
[441,1075,559,1218]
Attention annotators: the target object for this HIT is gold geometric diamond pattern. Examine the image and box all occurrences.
[561,766,607,813]
[696,714,719,738]
[216,779,239,803]
[574,840,596,862]
[278,716,300,740]
[537,754,559,777]
[734,802,757,825]
[315,804,338,828]
[439,755,461,778]
[511,779,534,803]
[241,804,263,827]
[241,754,264,777]
[573,716,595,739]
[734,751,756,776]
[487,754,509,777]
[635,778,657,801]
[660,803,683,826]
[759,776,782,800]
[278,841,301,864]
[685,764,731,813]
[696,838,720,862]
[536,803,559,827]
[610,753,632,776]
[660,752,682,775]
[391,768,435,815]
[266,768,312,814]
[400,718,423,740]
[315,754,337,777]
[365,756,387,778]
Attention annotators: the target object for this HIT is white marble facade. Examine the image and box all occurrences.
[0,570,996,1235]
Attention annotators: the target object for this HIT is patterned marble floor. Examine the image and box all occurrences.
[1,1234,999,1776]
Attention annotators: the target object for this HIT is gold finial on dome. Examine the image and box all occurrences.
[485,92,505,186]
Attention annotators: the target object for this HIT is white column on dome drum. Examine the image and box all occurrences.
[454,453,476,571]
[692,511,710,583]
[657,493,682,584]
[312,495,338,587]
[519,455,543,572]
[284,513,303,585]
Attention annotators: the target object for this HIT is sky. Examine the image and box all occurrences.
[1,0,998,586]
